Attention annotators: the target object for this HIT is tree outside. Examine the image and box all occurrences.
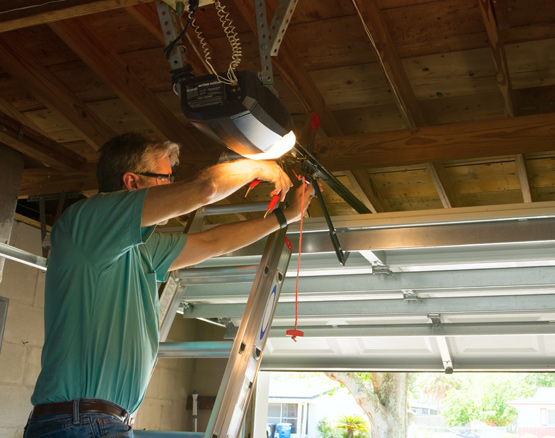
[267,372,555,438]
[326,372,413,438]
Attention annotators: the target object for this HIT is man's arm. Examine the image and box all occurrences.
[141,159,292,227]
[169,184,314,270]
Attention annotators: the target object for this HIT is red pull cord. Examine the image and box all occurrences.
[286,174,306,342]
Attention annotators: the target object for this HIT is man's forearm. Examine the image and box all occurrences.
[142,160,290,227]
[170,209,286,269]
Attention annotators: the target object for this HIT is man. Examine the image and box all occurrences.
[24,132,314,437]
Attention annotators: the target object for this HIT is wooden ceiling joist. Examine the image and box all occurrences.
[0,113,83,171]
[314,112,555,171]
[49,17,205,152]
[515,154,533,203]
[0,0,147,33]
[351,0,463,210]
[352,0,425,128]
[478,0,534,204]
[478,0,514,118]
[19,165,98,199]
[0,31,117,150]
[425,162,460,209]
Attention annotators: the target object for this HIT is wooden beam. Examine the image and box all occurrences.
[313,112,555,171]
[425,162,460,208]
[0,96,88,164]
[19,165,98,198]
[0,0,148,32]
[49,17,204,152]
[478,0,514,118]
[0,31,116,150]
[0,95,43,133]
[491,0,510,30]
[352,0,425,128]
[515,154,532,203]
[0,112,84,171]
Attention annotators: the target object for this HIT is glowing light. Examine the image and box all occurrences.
[243,131,296,160]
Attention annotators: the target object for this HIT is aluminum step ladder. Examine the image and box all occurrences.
[147,200,292,438]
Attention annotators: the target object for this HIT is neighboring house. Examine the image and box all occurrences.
[259,373,366,438]
[507,387,555,437]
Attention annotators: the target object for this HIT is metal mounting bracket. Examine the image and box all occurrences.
[254,0,298,85]
[403,289,419,301]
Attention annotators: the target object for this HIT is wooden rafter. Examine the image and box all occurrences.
[478,0,514,118]
[352,0,425,128]
[345,169,389,213]
[49,17,204,152]
[352,0,464,209]
[19,165,98,199]
[0,112,84,171]
[313,112,555,171]
[0,0,147,32]
[0,32,116,150]
[515,154,533,203]
[478,0,533,203]
[425,162,460,209]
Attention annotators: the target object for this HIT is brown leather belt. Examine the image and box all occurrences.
[31,400,130,423]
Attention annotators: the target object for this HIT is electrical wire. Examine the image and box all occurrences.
[163,1,199,90]
[188,0,242,85]
[0,0,68,15]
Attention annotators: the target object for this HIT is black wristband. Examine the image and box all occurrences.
[273,208,288,229]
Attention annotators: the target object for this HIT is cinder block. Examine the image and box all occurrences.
[0,341,25,384]
[0,259,39,306]
[0,423,24,438]
[3,302,44,348]
[167,318,197,342]
[34,271,45,310]
[134,398,162,431]
[10,222,42,255]
[191,359,226,395]
[23,345,42,387]
[0,383,33,427]
[144,365,161,400]
[160,400,184,431]
[159,366,187,402]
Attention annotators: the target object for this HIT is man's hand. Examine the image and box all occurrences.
[283,181,319,223]
[253,161,293,202]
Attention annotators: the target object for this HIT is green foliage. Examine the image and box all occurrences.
[336,415,369,437]
[441,374,535,427]
[317,416,370,438]
[317,419,345,438]
[524,373,555,388]
[410,373,459,403]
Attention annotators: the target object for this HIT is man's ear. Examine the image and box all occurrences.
[122,172,140,190]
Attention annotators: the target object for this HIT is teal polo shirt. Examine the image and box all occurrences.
[31,188,188,413]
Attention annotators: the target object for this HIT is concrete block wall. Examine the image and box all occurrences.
[134,319,227,432]
[0,222,45,438]
[0,221,228,437]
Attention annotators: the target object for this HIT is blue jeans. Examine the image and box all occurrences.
[24,400,133,438]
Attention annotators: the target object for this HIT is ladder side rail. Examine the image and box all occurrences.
[204,228,291,438]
